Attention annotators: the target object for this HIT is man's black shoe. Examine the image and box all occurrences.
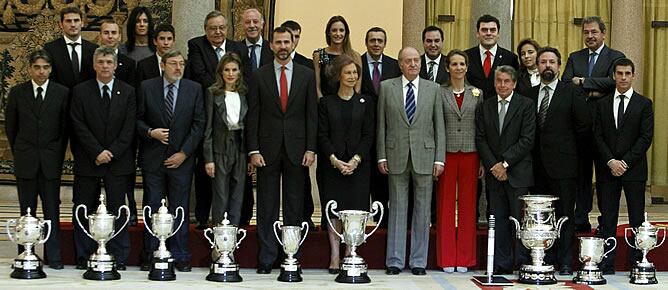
[117,263,126,271]
[140,263,150,271]
[411,267,426,275]
[75,263,87,270]
[48,262,64,270]
[175,261,191,272]
[385,266,401,275]
[558,266,573,276]
[256,264,272,274]
[601,267,615,275]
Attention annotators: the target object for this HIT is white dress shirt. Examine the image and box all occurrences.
[64,35,83,71]
[225,90,241,128]
[97,78,115,99]
[424,54,442,81]
[402,75,420,104]
[613,87,633,129]
[31,79,49,99]
[497,92,514,113]
[537,79,558,111]
[479,44,498,67]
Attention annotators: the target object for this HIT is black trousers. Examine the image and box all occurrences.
[239,169,254,226]
[487,178,529,271]
[369,147,389,228]
[16,170,62,264]
[194,143,212,225]
[574,99,599,227]
[72,174,132,265]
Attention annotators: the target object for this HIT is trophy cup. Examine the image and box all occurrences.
[204,212,247,282]
[6,208,52,279]
[273,221,309,282]
[143,199,184,281]
[325,200,383,283]
[573,237,616,285]
[509,195,567,285]
[75,193,130,280]
[625,212,666,285]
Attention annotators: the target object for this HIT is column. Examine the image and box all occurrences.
[402,0,425,50]
[171,1,215,55]
[470,0,513,49]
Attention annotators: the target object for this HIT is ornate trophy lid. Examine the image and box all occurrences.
[18,207,39,224]
[158,199,169,214]
[95,193,108,215]
[640,212,654,230]
[218,212,232,227]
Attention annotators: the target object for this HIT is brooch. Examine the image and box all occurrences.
[360,98,365,103]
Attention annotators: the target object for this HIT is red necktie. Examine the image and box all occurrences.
[280,65,288,112]
[483,50,492,77]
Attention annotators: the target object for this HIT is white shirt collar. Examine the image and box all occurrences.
[367,53,383,64]
[246,36,263,47]
[64,35,82,44]
[480,44,498,57]
[589,43,605,55]
[614,87,634,99]
[425,54,442,66]
[212,39,227,51]
[539,78,559,92]
[273,59,293,70]
[31,79,49,95]
[401,75,419,88]
[497,91,514,103]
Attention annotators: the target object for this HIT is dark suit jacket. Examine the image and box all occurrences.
[515,69,536,97]
[594,92,653,182]
[246,62,318,166]
[43,37,97,89]
[136,54,160,85]
[292,52,314,70]
[529,81,591,179]
[240,39,274,71]
[476,92,535,188]
[115,53,136,87]
[202,88,248,173]
[465,46,519,100]
[317,93,374,160]
[419,54,449,85]
[5,81,69,179]
[70,79,136,176]
[186,36,245,91]
[562,45,625,96]
[136,77,205,172]
[360,53,401,101]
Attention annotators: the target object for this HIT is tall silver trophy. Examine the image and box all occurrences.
[143,199,184,281]
[6,208,52,279]
[325,200,383,283]
[273,221,309,282]
[204,212,247,282]
[75,193,130,280]
[509,195,567,285]
[573,237,616,285]
[625,212,666,285]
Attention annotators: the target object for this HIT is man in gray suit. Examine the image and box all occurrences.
[377,47,445,276]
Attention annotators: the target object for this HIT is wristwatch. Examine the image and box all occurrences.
[502,161,509,169]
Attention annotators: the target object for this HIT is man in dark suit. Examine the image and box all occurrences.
[419,26,448,85]
[280,20,314,70]
[136,24,175,84]
[5,50,69,270]
[137,50,205,272]
[240,8,274,75]
[70,47,135,270]
[99,19,135,86]
[43,7,97,90]
[595,58,653,275]
[246,27,317,274]
[561,16,626,233]
[475,65,534,274]
[529,47,591,275]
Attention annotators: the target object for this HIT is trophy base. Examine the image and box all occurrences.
[573,269,606,285]
[336,261,370,283]
[630,265,658,285]
[83,260,120,281]
[206,262,242,282]
[10,258,46,279]
[278,263,302,282]
[518,265,557,285]
[149,257,176,281]
[472,276,514,286]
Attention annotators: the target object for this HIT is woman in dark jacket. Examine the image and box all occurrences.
[515,38,541,96]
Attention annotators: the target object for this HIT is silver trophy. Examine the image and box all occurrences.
[573,237,616,285]
[6,208,52,279]
[325,200,383,283]
[204,212,247,282]
[75,193,130,280]
[143,199,184,281]
[273,221,309,282]
[509,195,567,285]
[625,212,666,285]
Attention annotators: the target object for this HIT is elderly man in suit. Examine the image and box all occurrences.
[378,47,445,276]
[475,65,534,274]
[595,58,653,275]
[246,27,317,274]
[240,8,273,74]
[5,50,69,270]
[136,23,175,84]
[70,47,136,270]
[137,50,205,272]
[419,26,448,85]
[562,16,626,233]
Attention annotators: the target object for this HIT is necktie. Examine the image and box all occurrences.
[249,44,259,71]
[483,50,492,78]
[165,83,175,123]
[617,95,625,129]
[36,87,44,108]
[102,85,111,116]
[405,82,416,124]
[280,65,288,112]
[69,42,80,74]
[372,61,381,93]
[499,99,508,133]
[427,61,436,81]
[215,47,224,61]
[538,86,550,129]
[587,52,597,77]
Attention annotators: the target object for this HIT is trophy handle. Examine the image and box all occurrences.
[656,227,667,248]
[142,206,156,237]
[325,200,343,241]
[509,216,521,239]
[75,204,94,240]
[365,201,384,240]
[602,237,618,258]
[273,221,283,246]
[236,228,247,249]
[299,221,309,246]
[555,216,568,238]
[624,227,638,249]
[6,219,16,243]
[203,228,215,248]
[38,220,52,244]
[110,205,131,241]
[168,206,186,239]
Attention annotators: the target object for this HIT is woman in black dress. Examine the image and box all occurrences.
[515,38,541,96]
[317,55,374,273]
[313,15,362,98]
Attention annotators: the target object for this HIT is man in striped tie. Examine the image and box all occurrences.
[377,47,445,276]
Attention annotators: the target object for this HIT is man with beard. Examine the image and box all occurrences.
[246,27,317,274]
[528,47,591,275]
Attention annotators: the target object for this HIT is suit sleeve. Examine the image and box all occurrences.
[107,90,137,157]
[179,85,205,156]
[561,55,576,82]
[135,81,151,138]
[501,99,535,166]
[593,101,615,164]
[4,87,18,149]
[187,40,215,89]
[317,97,336,158]
[622,99,654,169]
[305,72,318,153]
[433,87,445,164]
[70,89,105,158]
[245,72,260,153]
[203,89,215,163]
[375,82,388,162]
[571,85,592,140]
[354,99,375,160]
[583,50,626,93]
[475,103,495,169]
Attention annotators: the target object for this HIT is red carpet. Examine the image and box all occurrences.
[50,222,668,271]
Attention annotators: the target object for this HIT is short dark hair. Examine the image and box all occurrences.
[327,54,361,88]
[154,23,175,39]
[582,16,606,33]
[516,38,540,59]
[495,65,517,82]
[281,20,301,32]
[161,50,184,63]
[422,26,443,42]
[273,26,293,41]
[476,14,500,31]
[613,58,635,73]
[127,6,155,53]
[59,7,83,22]
[536,46,562,65]
[365,27,387,43]
[204,10,225,29]
[29,49,51,65]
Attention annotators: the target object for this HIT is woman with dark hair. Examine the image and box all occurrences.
[313,15,362,98]
[436,49,484,273]
[317,54,374,274]
[120,6,155,62]
[515,38,541,96]
[203,53,248,225]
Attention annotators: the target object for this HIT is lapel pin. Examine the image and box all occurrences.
[360,98,365,103]
[116,91,121,95]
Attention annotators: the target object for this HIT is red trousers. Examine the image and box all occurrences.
[436,152,479,267]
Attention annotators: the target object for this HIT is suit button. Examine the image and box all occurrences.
[457,129,461,132]
[458,118,462,122]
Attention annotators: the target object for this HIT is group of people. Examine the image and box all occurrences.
[4,5,653,278]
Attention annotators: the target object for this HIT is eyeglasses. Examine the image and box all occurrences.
[165,61,185,67]
[207,25,227,32]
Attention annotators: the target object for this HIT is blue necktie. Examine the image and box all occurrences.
[405,82,416,124]
[249,44,259,71]
[165,83,175,123]
[587,52,597,77]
